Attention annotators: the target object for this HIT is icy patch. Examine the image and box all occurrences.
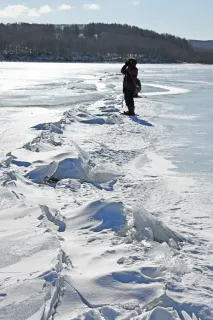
[38,205,66,232]
[143,83,190,96]
[133,152,177,176]
[69,83,97,91]
[159,114,199,120]
[25,307,44,320]
[0,281,51,320]
[148,242,174,260]
[56,179,81,191]
[133,205,183,246]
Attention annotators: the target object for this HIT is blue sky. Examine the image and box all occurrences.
[0,0,212,40]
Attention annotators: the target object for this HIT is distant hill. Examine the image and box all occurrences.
[0,23,213,64]
[189,40,213,52]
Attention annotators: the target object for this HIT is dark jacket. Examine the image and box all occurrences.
[121,65,138,90]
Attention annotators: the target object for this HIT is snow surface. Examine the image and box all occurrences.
[0,62,213,320]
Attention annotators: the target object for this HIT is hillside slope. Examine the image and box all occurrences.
[190,40,213,52]
[0,23,212,63]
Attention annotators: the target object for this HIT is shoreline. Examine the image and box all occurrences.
[0,60,194,65]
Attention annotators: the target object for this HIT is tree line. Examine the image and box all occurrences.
[0,22,212,64]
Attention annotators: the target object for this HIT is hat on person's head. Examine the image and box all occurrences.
[128,58,137,66]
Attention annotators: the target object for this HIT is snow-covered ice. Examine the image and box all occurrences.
[0,62,213,320]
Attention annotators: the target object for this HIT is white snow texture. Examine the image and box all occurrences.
[0,62,212,320]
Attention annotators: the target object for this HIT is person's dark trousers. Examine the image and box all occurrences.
[123,88,135,114]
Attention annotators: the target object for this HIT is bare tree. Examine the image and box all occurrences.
[0,22,212,63]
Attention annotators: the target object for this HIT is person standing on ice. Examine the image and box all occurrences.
[121,58,138,116]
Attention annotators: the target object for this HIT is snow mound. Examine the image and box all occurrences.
[53,158,85,180]
[26,161,58,183]
[72,141,122,185]
[0,154,17,168]
[73,112,107,125]
[0,187,17,211]
[105,115,122,125]
[23,131,62,152]
[66,200,127,233]
[136,306,179,320]
[133,205,183,246]
[144,293,204,320]
[26,148,121,187]
[65,110,119,126]
[102,107,120,113]
[111,270,162,285]
[32,122,63,134]
[78,117,106,125]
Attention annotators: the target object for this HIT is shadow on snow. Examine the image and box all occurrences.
[130,116,153,127]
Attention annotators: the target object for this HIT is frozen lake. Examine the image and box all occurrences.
[0,62,213,320]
